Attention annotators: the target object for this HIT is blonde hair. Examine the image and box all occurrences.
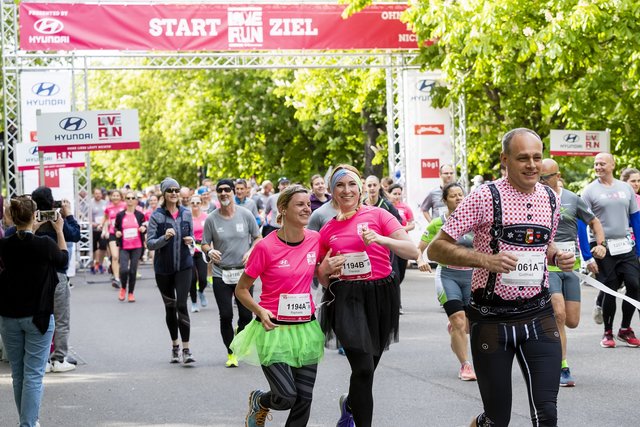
[276,184,309,225]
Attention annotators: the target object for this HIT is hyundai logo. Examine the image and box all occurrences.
[417,80,436,93]
[563,133,579,143]
[32,82,60,97]
[29,146,39,155]
[34,18,64,35]
[59,117,87,131]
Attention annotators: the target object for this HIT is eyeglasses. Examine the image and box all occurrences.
[216,187,232,193]
[125,197,136,200]
[165,188,180,194]
[539,172,559,181]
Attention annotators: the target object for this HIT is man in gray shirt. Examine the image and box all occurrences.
[581,152,640,348]
[262,177,290,237]
[201,179,261,368]
[420,164,455,222]
[234,178,261,226]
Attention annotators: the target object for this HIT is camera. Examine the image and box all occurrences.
[53,200,62,208]
[37,210,59,222]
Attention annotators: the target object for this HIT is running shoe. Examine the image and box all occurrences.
[191,302,199,313]
[199,291,208,307]
[592,304,603,325]
[182,348,195,364]
[118,288,126,301]
[336,393,355,427]
[560,367,575,387]
[617,328,640,347]
[337,347,346,356]
[170,346,181,363]
[112,278,121,289]
[226,353,239,368]
[600,330,616,348]
[128,293,135,303]
[458,362,477,381]
[246,390,271,427]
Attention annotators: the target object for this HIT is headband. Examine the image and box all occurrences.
[330,169,363,193]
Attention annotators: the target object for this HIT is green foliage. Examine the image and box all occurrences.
[403,0,640,187]
[88,67,387,189]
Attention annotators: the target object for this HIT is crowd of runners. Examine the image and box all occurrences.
[2,127,640,427]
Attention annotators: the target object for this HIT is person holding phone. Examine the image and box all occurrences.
[146,178,196,364]
[0,195,69,427]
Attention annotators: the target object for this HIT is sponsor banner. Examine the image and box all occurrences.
[19,3,417,51]
[18,71,85,168]
[402,70,452,244]
[36,109,140,153]
[550,130,610,156]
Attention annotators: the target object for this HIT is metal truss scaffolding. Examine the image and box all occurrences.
[2,1,466,269]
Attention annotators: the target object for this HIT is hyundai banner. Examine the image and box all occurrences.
[402,70,452,243]
[36,110,140,153]
[550,130,610,156]
[19,3,417,51]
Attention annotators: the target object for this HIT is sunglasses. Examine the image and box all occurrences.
[216,187,232,193]
[125,197,136,200]
[165,188,180,194]
[539,172,559,181]
[191,202,201,205]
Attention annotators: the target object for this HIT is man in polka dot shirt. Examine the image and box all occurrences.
[428,128,575,427]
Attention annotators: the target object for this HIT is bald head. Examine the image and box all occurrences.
[541,159,559,175]
[595,152,615,165]
[594,152,615,182]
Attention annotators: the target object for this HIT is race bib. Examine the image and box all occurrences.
[340,252,372,281]
[123,228,138,239]
[502,251,545,287]
[277,293,312,322]
[555,241,576,254]
[222,268,243,285]
[609,238,633,256]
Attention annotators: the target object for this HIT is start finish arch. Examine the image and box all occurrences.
[1,1,467,269]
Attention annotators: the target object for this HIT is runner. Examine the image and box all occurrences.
[420,164,456,222]
[388,183,416,289]
[101,189,126,288]
[540,159,605,386]
[114,190,147,302]
[146,178,196,364]
[317,164,419,427]
[418,182,476,381]
[263,178,290,237]
[235,178,261,225]
[427,128,575,427]
[201,179,261,368]
[582,153,640,348]
[90,188,108,274]
[189,195,209,313]
[231,184,326,427]
[310,174,332,211]
[621,167,640,205]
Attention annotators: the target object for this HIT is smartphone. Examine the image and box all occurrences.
[37,210,58,222]
[53,200,62,208]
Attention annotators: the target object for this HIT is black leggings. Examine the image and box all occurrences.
[470,309,561,427]
[119,247,142,293]
[342,349,382,427]
[189,253,208,303]
[212,277,253,353]
[259,363,318,427]
[156,269,192,342]
[595,251,640,331]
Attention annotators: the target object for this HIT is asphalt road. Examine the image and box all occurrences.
[1,265,638,427]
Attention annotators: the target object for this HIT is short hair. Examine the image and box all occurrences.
[620,167,640,182]
[381,176,395,187]
[439,164,454,173]
[276,184,309,225]
[387,183,403,193]
[235,178,248,187]
[501,128,541,154]
[442,182,465,202]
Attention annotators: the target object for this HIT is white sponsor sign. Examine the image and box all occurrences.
[401,69,453,243]
[550,130,610,156]
[19,71,85,169]
[36,109,140,153]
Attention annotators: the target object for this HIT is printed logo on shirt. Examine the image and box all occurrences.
[357,223,369,235]
[306,251,317,265]
[329,235,339,243]
[216,226,225,233]
[277,259,290,268]
[236,223,244,233]
[600,191,628,200]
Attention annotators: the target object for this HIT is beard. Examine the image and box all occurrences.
[220,199,231,207]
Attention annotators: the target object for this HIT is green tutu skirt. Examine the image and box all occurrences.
[230,319,324,367]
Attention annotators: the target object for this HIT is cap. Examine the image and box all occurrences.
[278,177,290,185]
[160,177,180,194]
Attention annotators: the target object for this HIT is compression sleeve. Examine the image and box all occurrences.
[630,212,640,256]
[577,219,592,261]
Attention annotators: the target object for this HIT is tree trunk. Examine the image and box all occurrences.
[362,109,383,178]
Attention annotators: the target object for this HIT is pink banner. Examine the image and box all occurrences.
[19,3,417,51]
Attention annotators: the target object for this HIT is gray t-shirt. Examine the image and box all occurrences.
[235,197,260,223]
[265,193,281,227]
[202,206,259,278]
[582,179,638,240]
[90,199,108,227]
[420,186,447,218]
[307,202,338,232]
[555,188,596,243]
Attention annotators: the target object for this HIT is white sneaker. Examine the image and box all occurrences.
[592,305,603,325]
[51,359,76,373]
[45,362,52,373]
[190,302,199,313]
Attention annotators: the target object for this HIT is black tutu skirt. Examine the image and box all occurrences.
[319,273,400,356]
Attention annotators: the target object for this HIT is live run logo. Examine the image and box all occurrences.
[97,114,122,139]
[228,7,317,46]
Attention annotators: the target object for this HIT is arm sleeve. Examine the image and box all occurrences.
[577,219,593,261]
[145,213,168,250]
[630,212,640,256]
[63,216,81,242]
